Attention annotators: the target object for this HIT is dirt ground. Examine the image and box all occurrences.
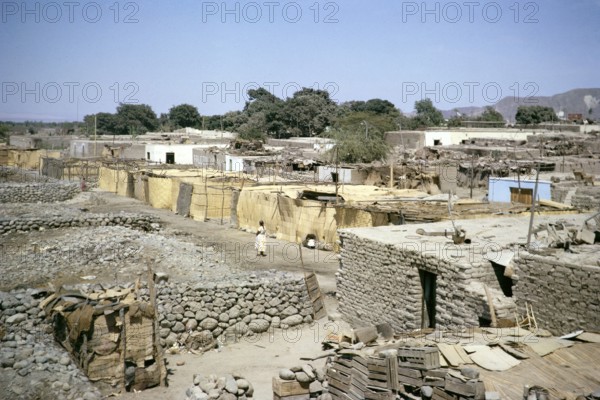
[25,189,342,398]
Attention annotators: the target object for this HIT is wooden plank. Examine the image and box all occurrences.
[436,343,464,367]
[527,338,574,357]
[469,346,520,371]
[272,377,310,396]
[273,394,310,400]
[575,332,600,343]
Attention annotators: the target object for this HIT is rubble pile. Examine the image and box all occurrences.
[185,373,254,399]
[0,289,103,400]
[0,182,80,203]
[274,364,330,399]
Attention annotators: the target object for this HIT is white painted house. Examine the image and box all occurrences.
[145,144,199,164]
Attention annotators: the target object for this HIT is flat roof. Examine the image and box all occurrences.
[340,213,598,267]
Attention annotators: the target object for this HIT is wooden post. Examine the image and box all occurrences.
[526,164,541,248]
[119,307,127,390]
[484,285,497,328]
[203,177,208,222]
[470,155,474,199]
[220,176,225,225]
[389,161,394,189]
[147,265,167,386]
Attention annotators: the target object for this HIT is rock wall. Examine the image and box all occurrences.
[153,278,313,349]
[1,275,313,398]
[337,231,514,331]
[513,253,600,335]
[0,182,80,203]
[571,186,600,210]
[0,213,159,234]
[0,288,103,400]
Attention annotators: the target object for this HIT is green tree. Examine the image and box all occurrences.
[242,88,286,136]
[326,127,389,164]
[413,98,444,127]
[168,104,202,129]
[477,106,505,122]
[335,111,398,134]
[515,105,557,125]
[83,112,119,135]
[0,124,10,141]
[284,88,337,137]
[113,103,159,135]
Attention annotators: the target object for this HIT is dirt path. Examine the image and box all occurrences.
[82,189,339,292]
[79,189,342,399]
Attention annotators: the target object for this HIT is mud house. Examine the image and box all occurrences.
[336,213,599,334]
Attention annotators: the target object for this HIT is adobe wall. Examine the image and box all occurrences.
[337,231,515,331]
[513,253,600,334]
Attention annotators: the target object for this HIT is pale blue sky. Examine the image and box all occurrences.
[1,0,599,121]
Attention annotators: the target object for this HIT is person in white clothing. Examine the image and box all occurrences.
[255,220,267,257]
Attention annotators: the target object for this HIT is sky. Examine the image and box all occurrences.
[1,0,599,121]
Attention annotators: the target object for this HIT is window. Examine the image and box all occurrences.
[434,139,442,146]
[146,152,150,160]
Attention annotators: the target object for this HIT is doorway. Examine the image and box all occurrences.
[419,270,437,328]
[510,187,533,204]
[165,152,175,164]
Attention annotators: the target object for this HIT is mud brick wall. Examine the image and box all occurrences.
[337,232,511,331]
[513,253,600,335]
[0,182,79,203]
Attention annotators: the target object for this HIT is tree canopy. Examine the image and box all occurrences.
[515,105,557,125]
[84,104,159,136]
[168,104,201,129]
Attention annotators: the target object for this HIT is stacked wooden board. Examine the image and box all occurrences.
[325,347,487,400]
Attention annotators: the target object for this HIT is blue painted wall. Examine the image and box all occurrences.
[488,177,552,203]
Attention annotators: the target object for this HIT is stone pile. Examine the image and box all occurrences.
[0,212,159,234]
[0,166,52,183]
[185,373,254,399]
[153,278,313,349]
[0,182,80,203]
[275,364,330,399]
[0,288,103,400]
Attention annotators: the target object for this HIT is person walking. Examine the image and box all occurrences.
[255,220,267,257]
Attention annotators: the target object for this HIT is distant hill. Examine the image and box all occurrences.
[440,88,600,123]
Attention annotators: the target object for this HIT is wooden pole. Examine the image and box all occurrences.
[389,160,394,189]
[203,177,208,222]
[526,164,541,248]
[470,155,474,199]
[220,176,225,225]
[335,146,339,204]
[484,285,497,328]
[119,307,127,390]
[147,265,167,386]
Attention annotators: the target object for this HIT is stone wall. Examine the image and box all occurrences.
[512,253,600,334]
[0,166,51,183]
[571,186,600,210]
[0,288,103,400]
[152,277,313,349]
[337,231,515,331]
[0,212,159,234]
[0,182,80,203]
[0,275,312,398]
